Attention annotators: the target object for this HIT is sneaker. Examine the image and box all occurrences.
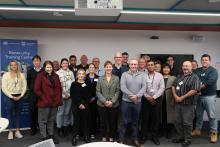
[210,132,218,143]
[109,138,113,142]
[191,129,201,136]
[15,131,23,139]
[8,131,13,140]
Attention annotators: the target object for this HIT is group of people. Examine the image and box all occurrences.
[1,52,218,147]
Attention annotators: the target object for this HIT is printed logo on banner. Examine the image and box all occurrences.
[0,39,38,128]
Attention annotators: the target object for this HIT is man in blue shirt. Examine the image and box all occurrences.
[192,54,218,143]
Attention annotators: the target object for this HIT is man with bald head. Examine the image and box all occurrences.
[77,55,89,71]
[120,59,146,147]
[172,61,200,147]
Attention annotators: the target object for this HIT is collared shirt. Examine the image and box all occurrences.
[144,71,165,99]
[95,68,105,77]
[173,72,200,105]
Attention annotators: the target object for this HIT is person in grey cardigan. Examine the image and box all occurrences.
[96,61,120,142]
[119,59,146,147]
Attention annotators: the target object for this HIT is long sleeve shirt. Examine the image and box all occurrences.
[120,71,146,103]
[144,71,165,99]
[2,72,27,98]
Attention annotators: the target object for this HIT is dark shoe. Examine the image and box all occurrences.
[181,140,191,147]
[62,126,68,136]
[172,138,184,143]
[49,135,59,144]
[72,137,77,146]
[133,139,141,147]
[84,136,91,143]
[166,132,172,139]
[41,137,49,141]
[30,129,37,136]
[152,137,160,145]
[140,136,147,144]
[57,128,63,137]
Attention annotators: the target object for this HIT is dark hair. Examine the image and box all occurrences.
[154,60,161,65]
[191,60,198,63]
[201,54,211,60]
[89,63,95,67]
[166,55,174,60]
[122,52,129,56]
[104,60,113,67]
[60,58,69,68]
[43,60,54,69]
[147,59,155,64]
[32,55,41,61]
[162,63,171,75]
[69,55,77,60]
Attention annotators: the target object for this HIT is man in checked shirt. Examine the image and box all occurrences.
[172,61,200,147]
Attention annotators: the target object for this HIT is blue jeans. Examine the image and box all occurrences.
[195,95,218,132]
[7,98,22,129]
[119,101,141,142]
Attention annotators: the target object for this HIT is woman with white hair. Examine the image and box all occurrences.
[1,60,27,140]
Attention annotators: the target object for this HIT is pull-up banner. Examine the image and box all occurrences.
[0,39,38,128]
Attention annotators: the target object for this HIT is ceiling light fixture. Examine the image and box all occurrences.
[0,7,75,12]
[121,10,220,17]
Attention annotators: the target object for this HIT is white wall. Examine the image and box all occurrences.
[0,27,220,119]
[0,27,220,85]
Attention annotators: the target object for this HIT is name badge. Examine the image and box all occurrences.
[179,81,183,85]
[82,83,86,87]
[201,73,205,77]
[94,78,98,82]
[176,86,180,90]
[149,89,155,93]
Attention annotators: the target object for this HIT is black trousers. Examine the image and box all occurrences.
[141,97,161,138]
[72,105,90,138]
[98,106,118,139]
[89,102,98,135]
[29,92,38,131]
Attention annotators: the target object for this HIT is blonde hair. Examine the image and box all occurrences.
[8,60,22,78]
[76,69,86,79]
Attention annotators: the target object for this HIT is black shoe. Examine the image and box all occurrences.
[172,138,184,143]
[152,137,160,145]
[181,140,191,147]
[30,129,37,136]
[41,137,49,141]
[166,132,172,139]
[140,136,147,144]
[84,136,91,143]
[72,137,77,146]
[49,135,59,144]
[62,126,68,136]
[133,139,141,147]
[57,128,63,137]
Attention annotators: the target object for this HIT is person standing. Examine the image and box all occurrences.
[2,60,27,140]
[96,61,120,142]
[92,57,105,76]
[172,61,200,147]
[27,55,43,136]
[69,55,78,77]
[160,64,176,138]
[56,58,75,137]
[77,55,89,72]
[192,54,218,143]
[34,61,62,144]
[141,60,165,145]
[122,52,129,68]
[119,59,146,147]
[70,69,91,146]
[86,63,99,139]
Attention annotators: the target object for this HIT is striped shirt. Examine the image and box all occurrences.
[173,72,200,105]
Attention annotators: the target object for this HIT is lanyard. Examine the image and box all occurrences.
[148,73,155,87]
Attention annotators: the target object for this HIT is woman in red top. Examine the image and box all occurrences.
[34,60,62,144]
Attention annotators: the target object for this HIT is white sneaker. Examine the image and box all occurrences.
[8,131,13,140]
[15,131,23,139]
[102,137,106,142]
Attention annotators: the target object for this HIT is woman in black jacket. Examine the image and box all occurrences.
[85,63,99,139]
[70,69,91,146]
